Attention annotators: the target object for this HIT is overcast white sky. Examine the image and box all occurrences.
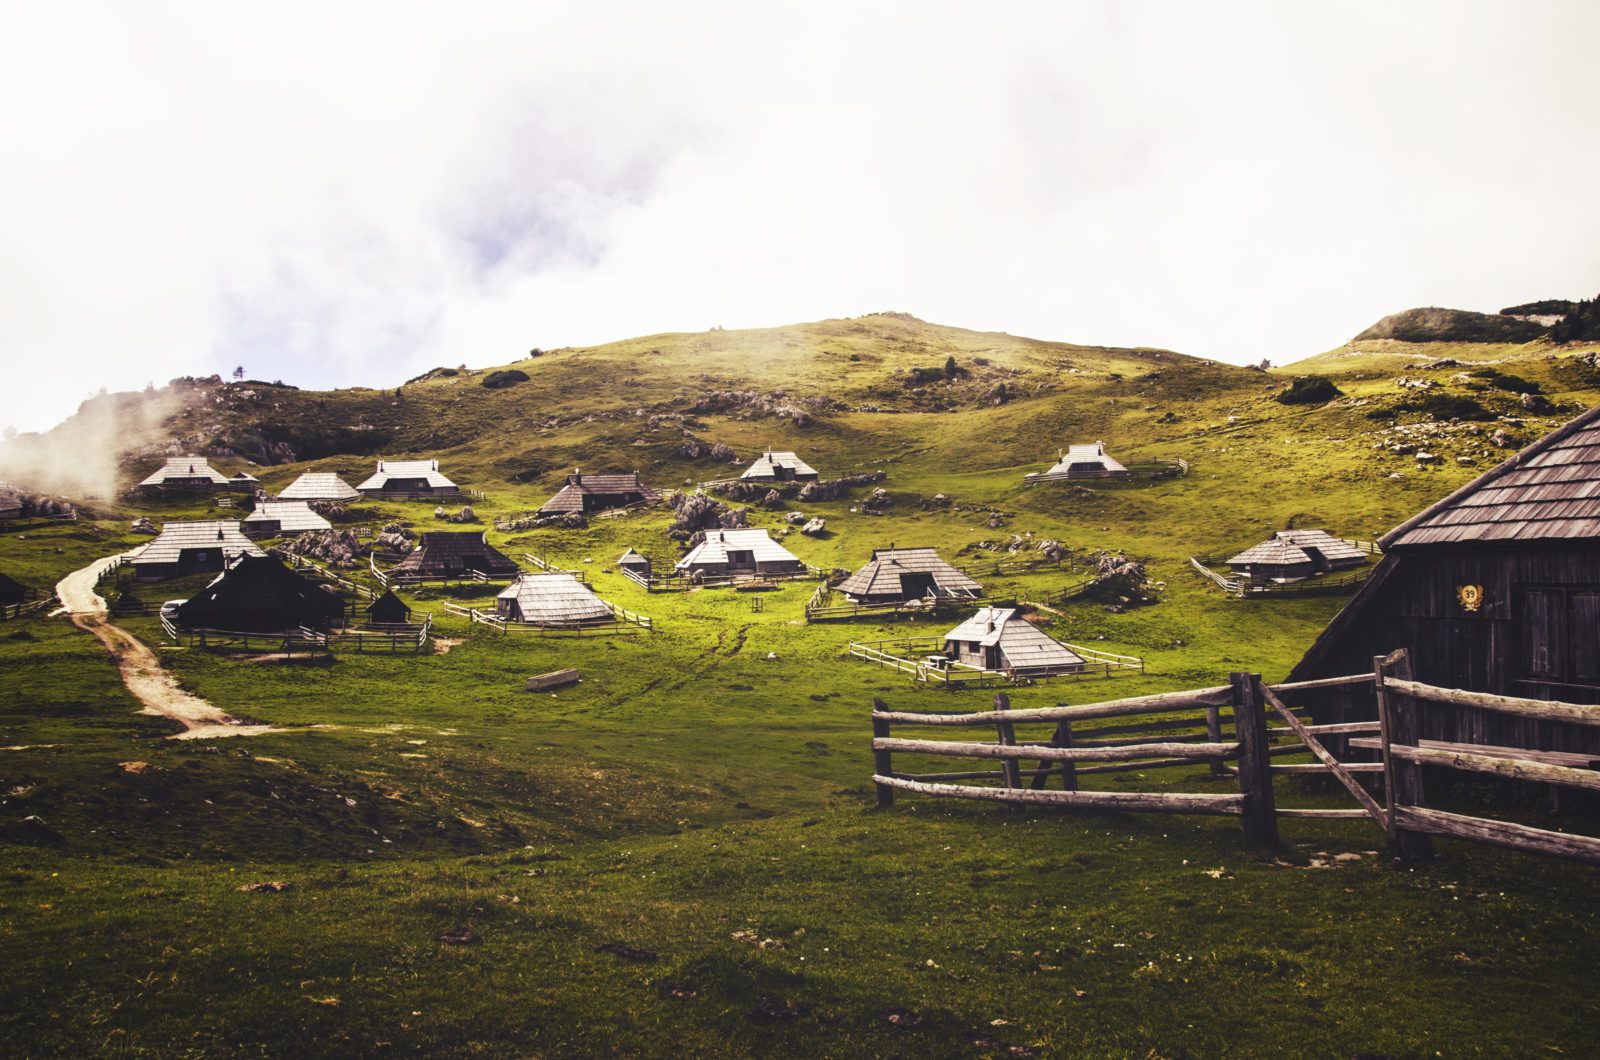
[3,1,1598,433]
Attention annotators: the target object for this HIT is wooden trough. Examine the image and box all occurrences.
[525,668,581,692]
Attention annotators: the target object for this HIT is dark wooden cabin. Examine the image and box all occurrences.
[176,554,345,632]
[365,589,412,626]
[0,571,30,607]
[837,547,984,605]
[537,471,659,516]
[392,532,520,580]
[1287,404,1600,753]
[130,521,267,580]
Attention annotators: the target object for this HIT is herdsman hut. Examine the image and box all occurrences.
[242,501,332,536]
[137,456,231,495]
[675,528,806,580]
[838,547,983,605]
[278,472,360,503]
[537,471,659,516]
[0,483,23,521]
[617,548,652,578]
[940,607,1086,676]
[496,573,615,627]
[1288,403,1600,751]
[131,520,265,580]
[356,459,459,499]
[392,531,519,580]
[365,589,412,626]
[176,554,345,632]
[1226,529,1367,584]
[740,450,819,483]
[0,571,31,607]
[1035,443,1129,480]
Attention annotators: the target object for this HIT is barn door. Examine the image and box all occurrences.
[1518,589,1565,682]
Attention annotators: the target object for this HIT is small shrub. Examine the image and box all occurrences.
[481,369,530,390]
[1275,376,1343,405]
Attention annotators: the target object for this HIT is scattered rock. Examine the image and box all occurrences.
[657,981,699,1000]
[436,927,479,945]
[749,996,805,1021]
[800,517,827,536]
[595,941,658,963]
[239,880,290,893]
[119,761,151,774]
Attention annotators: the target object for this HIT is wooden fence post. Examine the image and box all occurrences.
[1205,702,1225,777]
[994,693,1022,791]
[1375,652,1432,862]
[1029,720,1078,791]
[871,698,895,808]
[1232,672,1278,844]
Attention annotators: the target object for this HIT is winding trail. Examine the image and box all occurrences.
[55,553,279,739]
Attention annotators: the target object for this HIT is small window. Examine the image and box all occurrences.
[1518,586,1600,687]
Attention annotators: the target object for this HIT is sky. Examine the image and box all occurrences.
[3,1,1598,433]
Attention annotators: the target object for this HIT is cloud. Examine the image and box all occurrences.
[3,1,1598,433]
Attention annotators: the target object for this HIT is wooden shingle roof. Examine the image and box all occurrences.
[131,520,266,567]
[497,573,613,624]
[837,547,983,598]
[393,532,520,577]
[741,451,818,479]
[538,472,658,514]
[675,528,803,570]
[944,607,1086,670]
[243,502,332,534]
[357,459,456,490]
[138,456,229,487]
[278,472,360,502]
[1044,443,1128,476]
[1227,538,1312,568]
[1381,404,1600,548]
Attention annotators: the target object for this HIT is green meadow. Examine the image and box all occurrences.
[3,316,1599,1055]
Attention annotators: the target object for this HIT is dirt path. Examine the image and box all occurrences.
[56,553,279,740]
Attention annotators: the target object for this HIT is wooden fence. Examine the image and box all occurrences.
[0,596,55,621]
[1188,556,1376,598]
[805,582,989,623]
[630,566,823,592]
[849,636,1144,686]
[520,553,592,587]
[871,651,1600,866]
[284,552,379,600]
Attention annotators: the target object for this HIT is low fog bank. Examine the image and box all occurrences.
[0,386,188,499]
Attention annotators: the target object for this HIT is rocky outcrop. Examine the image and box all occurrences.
[668,490,749,540]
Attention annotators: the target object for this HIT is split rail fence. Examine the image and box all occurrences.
[0,596,55,621]
[871,648,1600,866]
[1188,552,1379,598]
[441,601,652,635]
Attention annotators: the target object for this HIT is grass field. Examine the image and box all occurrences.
[3,316,1599,1055]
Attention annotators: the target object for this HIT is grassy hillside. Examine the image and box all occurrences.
[3,315,1600,1055]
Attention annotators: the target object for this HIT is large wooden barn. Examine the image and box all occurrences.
[137,456,232,495]
[739,450,819,483]
[675,529,806,579]
[940,608,1086,676]
[1227,529,1367,584]
[392,532,520,580]
[356,459,459,499]
[837,547,983,605]
[496,573,616,627]
[537,471,659,516]
[130,521,266,580]
[176,554,345,633]
[242,501,332,536]
[278,472,361,503]
[1288,404,1600,751]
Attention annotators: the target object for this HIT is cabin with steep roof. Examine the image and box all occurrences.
[1036,443,1129,480]
[675,528,806,580]
[137,456,232,495]
[941,608,1086,676]
[1227,530,1367,584]
[176,554,345,632]
[537,471,659,516]
[496,573,616,627]
[0,484,23,521]
[365,589,412,626]
[837,547,983,605]
[131,520,266,580]
[740,450,819,483]
[1289,403,1600,750]
[391,531,519,580]
[0,571,31,607]
[617,548,652,579]
[278,472,360,503]
[242,501,332,536]
[357,459,459,499]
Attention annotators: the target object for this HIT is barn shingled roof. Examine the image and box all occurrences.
[675,528,803,570]
[1043,443,1128,476]
[836,547,983,598]
[138,456,230,487]
[1381,403,1600,548]
[278,472,360,502]
[177,554,344,629]
[740,451,818,479]
[943,607,1085,671]
[497,573,614,625]
[242,501,333,534]
[131,521,266,568]
[392,532,520,576]
[356,460,456,491]
[538,472,659,514]
[1226,538,1313,568]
